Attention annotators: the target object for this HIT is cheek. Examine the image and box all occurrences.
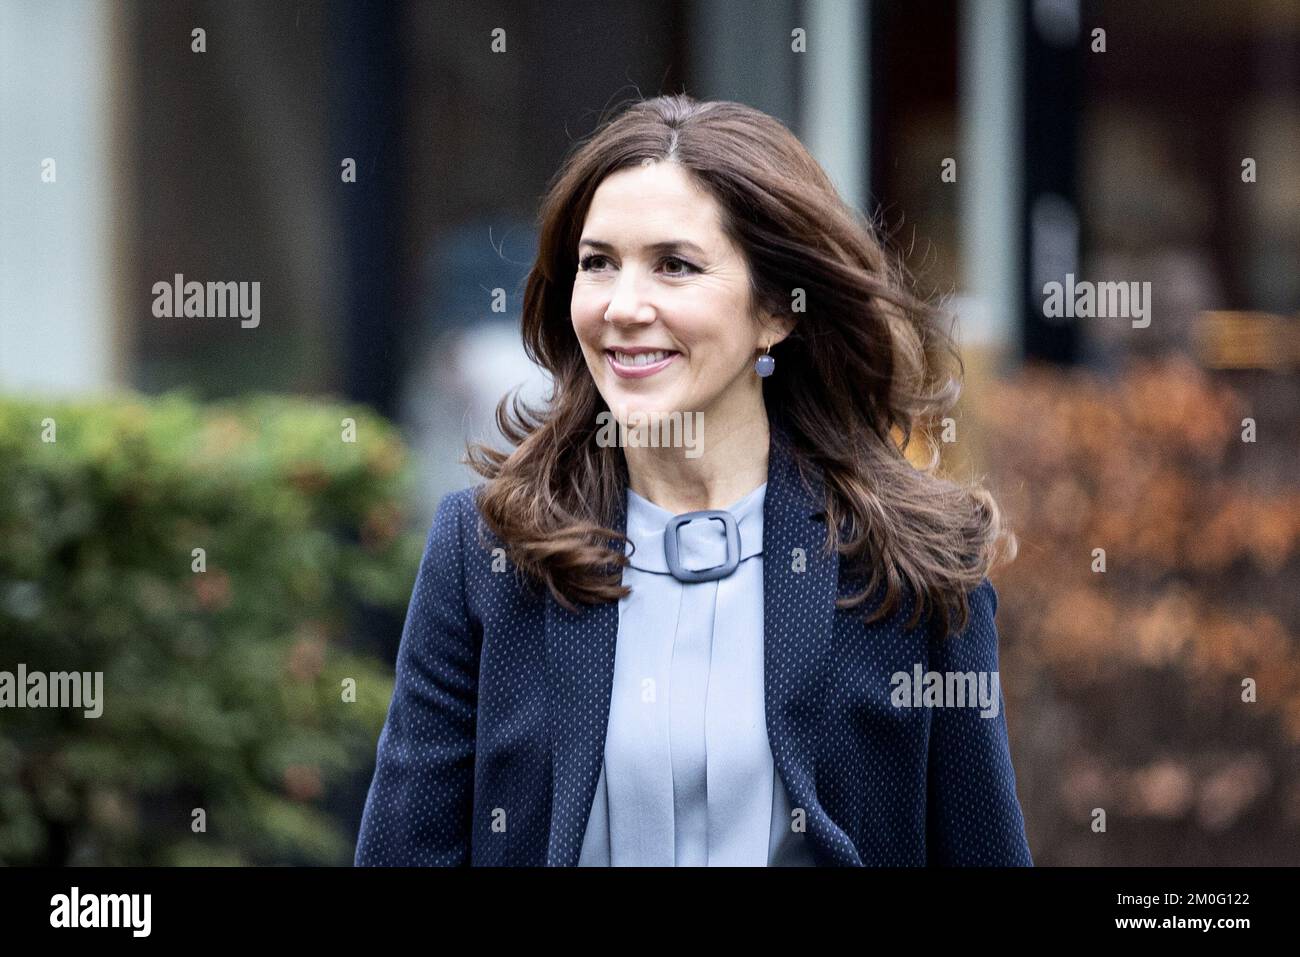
[570,291,604,343]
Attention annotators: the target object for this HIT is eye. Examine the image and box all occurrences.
[577,252,700,275]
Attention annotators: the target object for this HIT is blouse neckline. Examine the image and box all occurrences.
[624,481,768,576]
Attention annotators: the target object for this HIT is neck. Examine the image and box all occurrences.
[623,405,771,514]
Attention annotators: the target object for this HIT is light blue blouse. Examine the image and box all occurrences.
[577,480,817,866]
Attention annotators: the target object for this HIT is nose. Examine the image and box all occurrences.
[603,266,657,326]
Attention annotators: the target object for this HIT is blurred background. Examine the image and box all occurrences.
[0,0,1296,865]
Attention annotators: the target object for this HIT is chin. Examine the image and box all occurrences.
[605,394,680,421]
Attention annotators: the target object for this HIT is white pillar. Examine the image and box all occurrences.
[0,0,122,395]
[800,0,868,212]
[957,0,1023,363]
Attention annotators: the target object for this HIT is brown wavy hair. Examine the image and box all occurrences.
[464,93,1016,640]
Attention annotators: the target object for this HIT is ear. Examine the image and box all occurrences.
[760,309,796,348]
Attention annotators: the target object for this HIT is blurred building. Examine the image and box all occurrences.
[1,0,1296,520]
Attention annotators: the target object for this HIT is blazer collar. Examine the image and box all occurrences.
[543,412,860,865]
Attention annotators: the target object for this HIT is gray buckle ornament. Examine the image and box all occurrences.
[663,510,740,583]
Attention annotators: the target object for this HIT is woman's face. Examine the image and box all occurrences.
[571,160,775,430]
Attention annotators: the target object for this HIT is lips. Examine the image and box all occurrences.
[605,348,679,379]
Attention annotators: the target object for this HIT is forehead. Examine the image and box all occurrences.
[580,161,723,242]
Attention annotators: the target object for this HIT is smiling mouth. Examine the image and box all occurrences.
[605,349,680,378]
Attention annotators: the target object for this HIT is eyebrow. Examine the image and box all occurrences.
[578,238,708,258]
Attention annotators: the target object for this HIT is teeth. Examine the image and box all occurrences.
[613,350,672,366]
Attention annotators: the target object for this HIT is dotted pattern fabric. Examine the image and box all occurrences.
[354,417,1034,866]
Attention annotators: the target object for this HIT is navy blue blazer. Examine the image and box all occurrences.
[354,420,1033,866]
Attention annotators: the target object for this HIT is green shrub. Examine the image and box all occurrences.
[0,391,424,865]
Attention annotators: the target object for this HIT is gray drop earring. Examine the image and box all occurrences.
[755,343,775,377]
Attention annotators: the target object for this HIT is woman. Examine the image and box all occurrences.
[355,94,1032,867]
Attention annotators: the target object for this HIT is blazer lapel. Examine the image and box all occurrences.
[762,421,863,865]
[543,480,625,866]
[543,415,857,866]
